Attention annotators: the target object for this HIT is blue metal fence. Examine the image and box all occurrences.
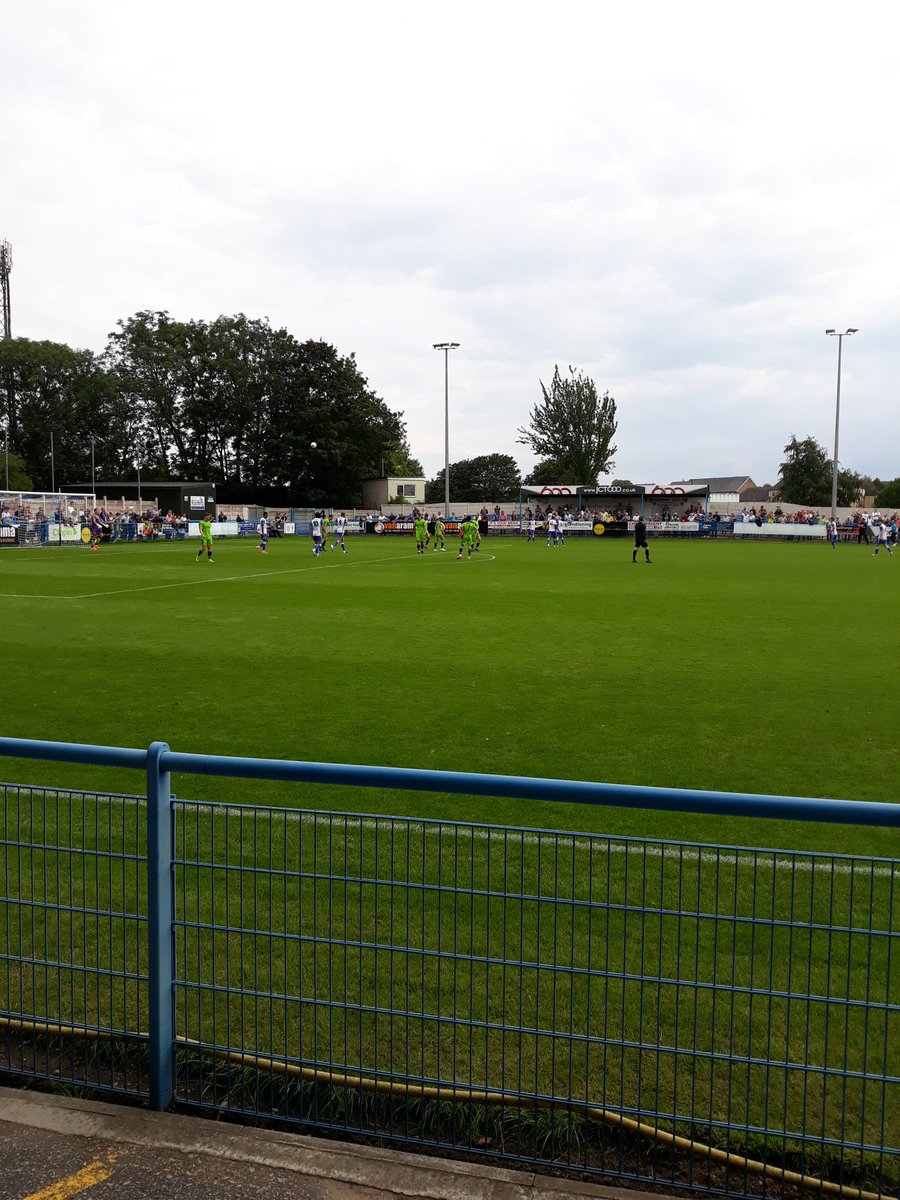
[1,737,897,1199]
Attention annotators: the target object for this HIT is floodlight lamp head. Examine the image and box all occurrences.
[0,240,11,274]
[846,327,859,334]
[825,329,836,335]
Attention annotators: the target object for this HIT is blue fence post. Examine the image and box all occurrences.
[146,740,174,1110]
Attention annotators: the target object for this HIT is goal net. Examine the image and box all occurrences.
[0,491,98,548]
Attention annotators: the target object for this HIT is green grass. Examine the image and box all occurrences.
[1,533,898,852]
[2,533,898,1176]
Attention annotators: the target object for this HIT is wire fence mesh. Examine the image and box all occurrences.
[2,783,898,1197]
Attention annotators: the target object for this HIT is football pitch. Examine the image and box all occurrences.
[1,532,898,856]
[2,532,898,1171]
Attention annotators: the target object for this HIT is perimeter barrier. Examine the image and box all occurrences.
[1,737,897,1199]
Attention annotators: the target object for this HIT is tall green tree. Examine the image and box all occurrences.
[1,449,33,491]
[104,312,416,504]
[875,478,900,509]
[517,365,617,486]
[0,336,119,490]
[775,435,847,506]
[106,311,201,479]
[426,454,521,502]
[385,449,425,477]
[836,469,864,508]
[522,460,568,487]
[260,336,412,505]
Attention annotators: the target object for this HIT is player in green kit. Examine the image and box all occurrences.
[457,517,477,560]
[196,514,214,561]
[432,517,445,551]
[414,515,428,554]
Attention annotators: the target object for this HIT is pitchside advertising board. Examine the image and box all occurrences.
[0,523,101,547]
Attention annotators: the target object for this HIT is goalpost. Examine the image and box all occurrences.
[0,491,98,548]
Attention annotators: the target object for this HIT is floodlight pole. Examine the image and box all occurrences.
[50,431,55,494]
[433,342,459,519]
[4,428,8,491]
[91,436,96,492]
[825,328,858,519]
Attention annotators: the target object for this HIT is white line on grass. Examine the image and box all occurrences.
[207,810,895,878]
[12,785,882,877]
[0,546,493,601]
[2,776,888,877]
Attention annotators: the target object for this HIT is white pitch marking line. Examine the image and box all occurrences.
[0,546,485,601]
[187,811,895,878]
[10,786,885,878]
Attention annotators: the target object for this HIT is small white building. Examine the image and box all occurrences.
[361,476,426,510]
[673,476,758,507]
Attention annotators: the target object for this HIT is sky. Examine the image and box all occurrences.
[2,0,898,487]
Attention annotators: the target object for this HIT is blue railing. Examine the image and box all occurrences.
[1,737,897,1199]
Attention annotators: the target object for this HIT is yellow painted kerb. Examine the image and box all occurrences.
[21,1154,116,1200]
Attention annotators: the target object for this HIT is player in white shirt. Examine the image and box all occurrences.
[257,511,269,554]
[546,512,559,548]
[310,514,324,556]
[330,512,348,554]
[874,521,893,557]
[527,517,537,543]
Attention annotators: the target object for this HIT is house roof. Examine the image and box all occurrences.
[740,485,777,502]
[674,476,757,493]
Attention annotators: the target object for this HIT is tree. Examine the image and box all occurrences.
[385,449,424,477]
[875,478,900,510]
[775,435,832,505]
[836,469,864,508]
[426,454,521,502]
[517,365,617,486]
[105,312,416,505]
[1,449,33,490]
[0,336,119,490]
[522,460,568,487]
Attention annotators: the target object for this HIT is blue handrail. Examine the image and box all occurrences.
[1,735,898,828]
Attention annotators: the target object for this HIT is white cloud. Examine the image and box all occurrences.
[2,0,898,486]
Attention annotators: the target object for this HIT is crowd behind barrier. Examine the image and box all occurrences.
[2,498,898,545]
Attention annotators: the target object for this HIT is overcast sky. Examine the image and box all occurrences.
[3,0,898,486]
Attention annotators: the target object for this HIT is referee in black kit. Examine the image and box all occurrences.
[632,514,652,564]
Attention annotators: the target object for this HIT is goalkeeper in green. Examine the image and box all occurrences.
[414,515,428,554]
[196,514,214,561]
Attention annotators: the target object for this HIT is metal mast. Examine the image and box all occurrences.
[0,241,11,339]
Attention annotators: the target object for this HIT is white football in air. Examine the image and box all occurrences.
[310,441,317,448]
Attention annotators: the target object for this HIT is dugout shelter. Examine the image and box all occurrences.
[70,480,217,517]
[518,482,711,536]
